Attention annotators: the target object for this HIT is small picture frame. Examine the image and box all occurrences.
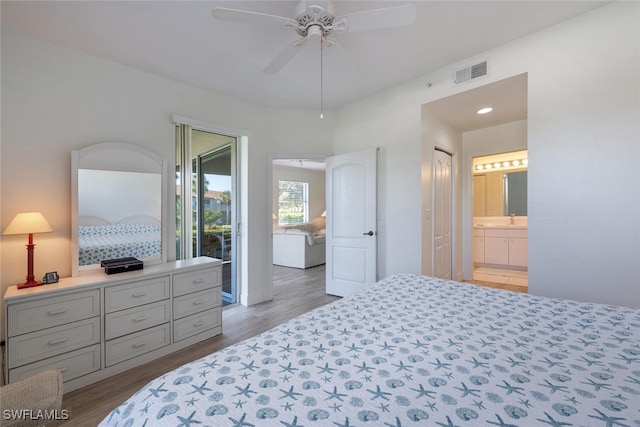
[43,271,59,284]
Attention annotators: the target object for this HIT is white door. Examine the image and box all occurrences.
[433,149,452,279]
[326,148,377,297]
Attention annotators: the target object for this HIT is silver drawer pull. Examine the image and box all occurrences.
[47,308,68,316]
[48,337,69,346]
[193,320,205,327]
[193,300,205,306]
[58,366,69,373]
[131,292,147,298]
[132,315,148,323]
[132,340,148,348]
[192,278,204,284]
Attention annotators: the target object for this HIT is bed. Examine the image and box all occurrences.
[78,215,161,266]
[273,228,325,269]
[99,274,640,426]
[273,220,326,269]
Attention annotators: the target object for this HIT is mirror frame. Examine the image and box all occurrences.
[71,142,168,276]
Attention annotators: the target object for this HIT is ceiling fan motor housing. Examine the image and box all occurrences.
[295,5,335,37]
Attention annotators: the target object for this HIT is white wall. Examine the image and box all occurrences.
[0,30,334,329]
[333,2,639,306]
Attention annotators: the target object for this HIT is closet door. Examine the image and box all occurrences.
[433,149,452,280]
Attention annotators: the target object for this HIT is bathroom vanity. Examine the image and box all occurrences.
[473,223,527,269]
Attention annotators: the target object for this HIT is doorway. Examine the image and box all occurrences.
[270,156,327,297]
[421,73,528,283]
[177,128,238,305]
[471,150,528,288]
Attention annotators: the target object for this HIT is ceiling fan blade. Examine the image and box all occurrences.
[212,7,294,28]
[264,29,321,75]
[338,4,416,33]
[264,41,306,75]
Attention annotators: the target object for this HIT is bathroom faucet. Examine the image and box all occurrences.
[510,213,515,225]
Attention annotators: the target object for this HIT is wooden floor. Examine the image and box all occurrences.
[53,266,523,426]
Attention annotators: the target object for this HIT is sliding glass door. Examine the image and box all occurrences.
[176,127,237,305]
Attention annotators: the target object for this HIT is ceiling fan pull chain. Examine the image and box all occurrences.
[320,40,324,119]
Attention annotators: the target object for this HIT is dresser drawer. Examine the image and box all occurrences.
[105,300,171,340]
[8,317,101,369]
[173,267,221,297]
[173,287,221,320]
[174,307,221,342]
[9,344,101,384]
[7,289,100,337]
[105,323,170,367]
[105,276,170,313]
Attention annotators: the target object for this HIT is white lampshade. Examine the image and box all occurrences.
[3,212,52,235]
[321,210,326,217]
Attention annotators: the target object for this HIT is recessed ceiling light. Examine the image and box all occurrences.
[477,107,493,115]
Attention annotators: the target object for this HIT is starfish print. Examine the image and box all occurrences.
[228,413,254,427]
[392,360,413,372]
[333,417,356,427]
[233,383,257,398]
[188,381,212,396]
[176,411,202,427]
[436,416,461,427]
[535,412,573,426]
[279,385,302,400]
[280,415,304,426]
[539,379,569,394]
[324,385,348,401]
[318,363,338,374]
[367,385,392,401]
[279,362,299,374]
[240,360,259,372]
[454,382,481,398]
[430,358,452,370]
[144,382,168,400]
[496,380,525,396]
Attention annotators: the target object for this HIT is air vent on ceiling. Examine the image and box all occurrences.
[453,60,488,85]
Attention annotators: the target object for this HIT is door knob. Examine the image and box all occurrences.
[363,231,374,236]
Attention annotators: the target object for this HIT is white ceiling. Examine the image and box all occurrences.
[2,1,607,128]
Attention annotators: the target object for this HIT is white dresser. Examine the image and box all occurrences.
[4,257,221,392]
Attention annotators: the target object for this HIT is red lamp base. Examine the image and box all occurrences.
[17,233,44,290]
[17,280,44,289]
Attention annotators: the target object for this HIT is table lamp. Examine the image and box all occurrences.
[3,212,52,289]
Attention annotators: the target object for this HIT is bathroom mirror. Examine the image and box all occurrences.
[504,171,527,216]
[473,150,527,217]
[473,169,527,217]
[72,142,167,276]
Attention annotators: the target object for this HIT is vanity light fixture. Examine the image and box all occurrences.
[476,107,493,115]
[474,158,528,174]
[3,212,52,289]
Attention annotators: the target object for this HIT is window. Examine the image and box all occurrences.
[278,180,308,225]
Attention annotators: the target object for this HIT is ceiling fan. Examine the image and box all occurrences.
[211,1,415,117]
[211,1,416,75]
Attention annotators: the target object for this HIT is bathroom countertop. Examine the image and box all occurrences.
[473,224,527,229]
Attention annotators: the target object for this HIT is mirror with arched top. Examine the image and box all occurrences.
[72,142,167,276]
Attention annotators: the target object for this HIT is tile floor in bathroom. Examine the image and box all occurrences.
[473,266,528,288]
